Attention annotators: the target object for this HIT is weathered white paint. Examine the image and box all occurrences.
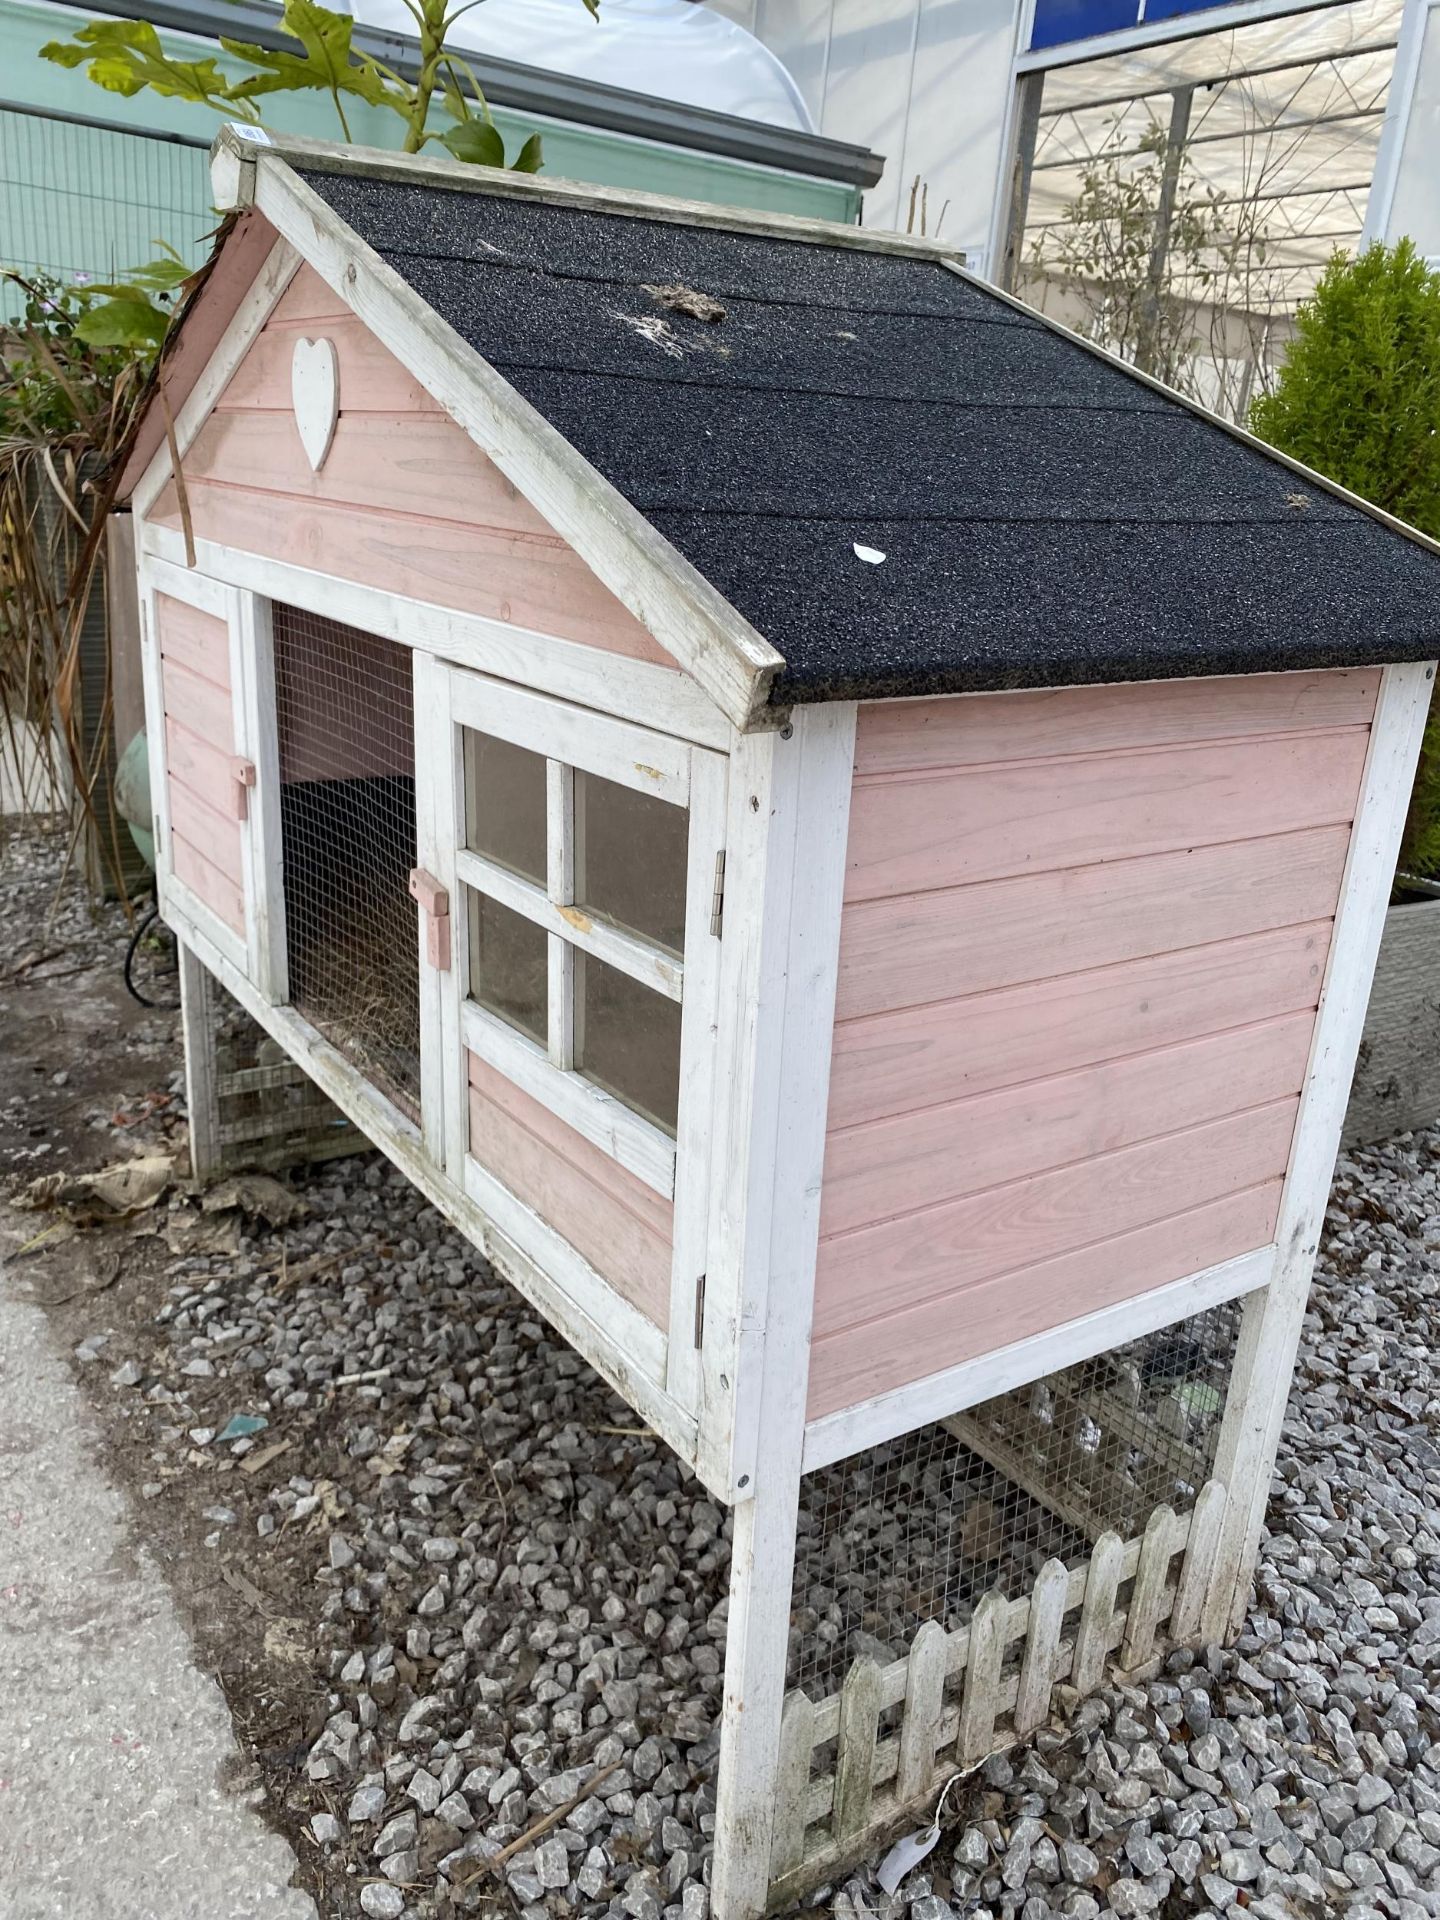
[290,336,340,471]
[1210,660,1436,1635]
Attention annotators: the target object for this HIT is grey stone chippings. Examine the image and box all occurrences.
[126,1128,1440,1918]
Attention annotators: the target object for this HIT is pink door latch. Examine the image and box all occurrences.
[228,757,257,820]
[408,868,451,971]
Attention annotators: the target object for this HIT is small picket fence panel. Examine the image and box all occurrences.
[766,1479,1231,1910]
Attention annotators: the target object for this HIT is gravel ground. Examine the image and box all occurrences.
[4,824,1440,1920]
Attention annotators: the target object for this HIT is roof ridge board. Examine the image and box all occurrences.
[936,260,1440,567]
[213,126,965,264]
[362,244,1041,329]
[225,137,787,731]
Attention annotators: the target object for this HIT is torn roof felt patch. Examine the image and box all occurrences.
[298,166,1440,703]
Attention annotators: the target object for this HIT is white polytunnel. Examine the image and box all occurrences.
[345,0,818,132]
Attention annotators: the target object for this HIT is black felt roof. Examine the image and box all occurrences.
[299,166,1440,704]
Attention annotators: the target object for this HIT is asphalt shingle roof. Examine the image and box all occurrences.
[300,167,1440,704]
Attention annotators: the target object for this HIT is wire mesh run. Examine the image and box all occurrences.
[789,1300,1238,1699]
[273,605,421,1120]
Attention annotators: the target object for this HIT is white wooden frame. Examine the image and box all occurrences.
[138,554,253,978]
[438,667,724,1196]
[800,1241,1277,1473]
[1209,659,1434,1630]
[705,705,858,1920]
[211,124,967,264]
[138,519,730,752]
[419,655,733,1421]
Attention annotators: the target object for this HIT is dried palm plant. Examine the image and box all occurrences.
[0,272,157,904]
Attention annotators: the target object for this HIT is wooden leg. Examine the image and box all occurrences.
[179,939,223,1181]
[1209,662,1435,1640]
[711,1458,803,1920]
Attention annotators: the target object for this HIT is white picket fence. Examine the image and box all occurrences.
[766,1479,1230,1908]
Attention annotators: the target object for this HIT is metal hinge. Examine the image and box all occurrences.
[708,850,726,938]
[693,1272,707,1348]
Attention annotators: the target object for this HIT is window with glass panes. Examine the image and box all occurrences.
[455,716,695,1180]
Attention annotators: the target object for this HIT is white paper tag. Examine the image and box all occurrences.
[876,1819,941,1895]
[230,123,273,145]
[853,543,887,564]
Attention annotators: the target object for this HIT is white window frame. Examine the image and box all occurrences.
[439,672,725,1201]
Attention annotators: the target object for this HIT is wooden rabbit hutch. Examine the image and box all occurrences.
[122,127,1440,1916]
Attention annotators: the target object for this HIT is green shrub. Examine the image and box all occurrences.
[1250,241,1440,881]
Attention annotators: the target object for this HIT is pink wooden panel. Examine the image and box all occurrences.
[181,409,560,541]
[467,1054,673,1328]
[164,716,238,819]
[829,920,1331,1131]
[155,596,243,921]
[821,1010,1314,1239]
[835,825,1351,1022]
[149,278,681,673]
[171,829,244,934]
[156,593,230,691]
[119,209,279,495]
[813,1096,1298,1340]
[806,1181,1282,1420]
[811,671,1376,1424]
[216,315,441,415]
[854,669,1381,776]
[263,262,351,326]
[846,728,1370,901]
[152,479,675,668]
[162,655,234,751]
[167,778,243,888]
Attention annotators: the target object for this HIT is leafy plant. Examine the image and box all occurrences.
[1250,241,1440,884]
[41,0,593,169]
[1035,121,1221,391]
[1,273,158,895]
[1029,113,1287,422]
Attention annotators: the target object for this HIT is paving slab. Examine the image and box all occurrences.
[0,1266,316,1920]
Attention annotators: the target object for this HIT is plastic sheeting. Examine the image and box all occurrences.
[1027,0,1404,301]
[346,0,815,132]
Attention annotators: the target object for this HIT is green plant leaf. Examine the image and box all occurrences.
[222,0,394,108]
[87,256,194,298]
[40,20,240,108]
[510,132,543,174]
[439,118,504,166]
[74,296,170,349]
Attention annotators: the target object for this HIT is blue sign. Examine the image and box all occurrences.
[1030,0,1243,49]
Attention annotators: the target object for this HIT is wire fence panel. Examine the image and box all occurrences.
[272,604,422,1122]
[0,103,211,319]
[789,1301,1239,1701]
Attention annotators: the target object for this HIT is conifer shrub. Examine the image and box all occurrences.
[1251,240,1440,881]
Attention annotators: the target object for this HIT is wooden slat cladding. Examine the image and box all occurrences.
[852,669,1381,776]
[808,670,1377,1421]
[467,1053,673,1329]
[156,593,245,935]
[151,268,678,670]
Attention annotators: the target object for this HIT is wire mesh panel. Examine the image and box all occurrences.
[272,605,421,1120]
[0,106,211,322]
[790,1301,1238,1698]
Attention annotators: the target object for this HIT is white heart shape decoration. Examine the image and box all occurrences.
[292,336,339,472]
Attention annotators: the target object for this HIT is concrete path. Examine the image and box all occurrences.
[0,1269,317,1920]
